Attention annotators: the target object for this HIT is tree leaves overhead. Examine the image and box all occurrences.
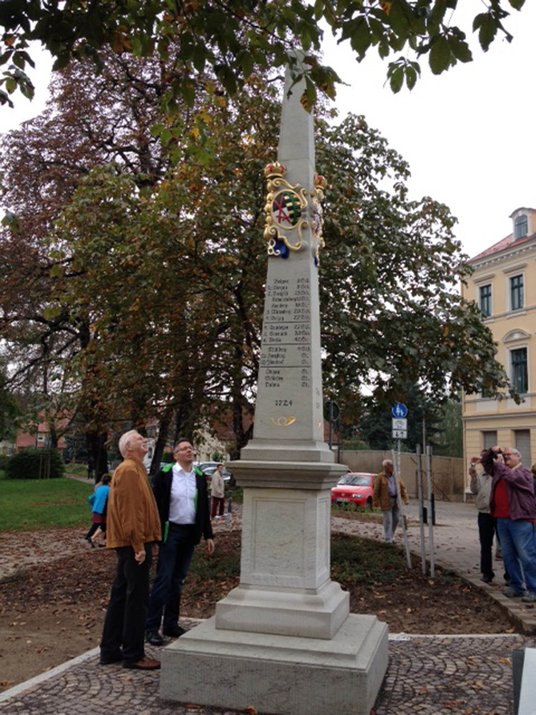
[0,0,527,106]
[317,112,511,413]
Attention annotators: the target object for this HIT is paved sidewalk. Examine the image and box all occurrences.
[334,498,536,635]
[1,498,535,714]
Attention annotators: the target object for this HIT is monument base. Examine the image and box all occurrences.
[215,579,349,639]
[160,614,388,715]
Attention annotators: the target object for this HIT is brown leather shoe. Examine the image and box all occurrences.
[123,657,161,670]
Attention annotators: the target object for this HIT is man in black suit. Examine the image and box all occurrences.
[145,438,214,645]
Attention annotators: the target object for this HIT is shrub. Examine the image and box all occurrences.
[5,448,65,479]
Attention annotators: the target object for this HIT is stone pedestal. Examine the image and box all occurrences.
[160,462,388,713]
[160,614,388,715]
[215,477,348,640]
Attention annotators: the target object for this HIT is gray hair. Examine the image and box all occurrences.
[173,437,191,454]
[118,429,139,458]
[509,448,522,459]
[382,459,393,468]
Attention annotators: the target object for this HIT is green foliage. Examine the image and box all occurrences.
[331,502,378,515]
[318,113,510,416]
[0,1,527,106]
[65,463,91,477]
[331,533,406,587]
[5,447,65,480]
[0,56,510,456]
[356,387,462,454]
[0,477,93,530]
[187,529,415,591]
[189,540,240,582]
[433,398,463,458]
[229,486,243,504]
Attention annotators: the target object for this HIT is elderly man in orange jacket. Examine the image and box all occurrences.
[99,430,162,670]
[373,459,409,543]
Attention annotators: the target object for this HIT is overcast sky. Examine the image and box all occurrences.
[323,2,536,259]
[2,3,534,260]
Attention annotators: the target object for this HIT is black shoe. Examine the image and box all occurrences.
[145,629,164,646]
[163,624,186,638]
[100,651,123,665]
[481,574,494,584]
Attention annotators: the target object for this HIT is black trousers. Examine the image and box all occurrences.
[478,512,495,579]
[146,524,196,631]
[100,544,153,664]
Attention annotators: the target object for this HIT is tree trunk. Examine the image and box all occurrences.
[48,425,59,449]
[86,430,109,482]
[229,344,254,460]
[150,408,173,476]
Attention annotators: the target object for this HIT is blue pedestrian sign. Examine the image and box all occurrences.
[391,402,408,418]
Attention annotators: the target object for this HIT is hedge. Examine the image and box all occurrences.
[5,447,65,479]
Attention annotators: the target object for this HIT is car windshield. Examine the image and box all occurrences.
[338,474,371,487]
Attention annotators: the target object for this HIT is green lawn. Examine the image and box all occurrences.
[64,463,90,477]
[0,477,94,531]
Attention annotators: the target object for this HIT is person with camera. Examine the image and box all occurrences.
[481,446,536,602]
[469,452,495,583]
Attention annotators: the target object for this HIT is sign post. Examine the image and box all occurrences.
[391,404,411,568]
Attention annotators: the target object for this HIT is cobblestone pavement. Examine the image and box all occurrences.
[376,634,532,715]
[1,496,535,713]
[1,634,532,714]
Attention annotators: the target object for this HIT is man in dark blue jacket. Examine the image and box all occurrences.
[145,438,214,645]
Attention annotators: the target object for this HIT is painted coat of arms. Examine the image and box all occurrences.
[263,161,326,262]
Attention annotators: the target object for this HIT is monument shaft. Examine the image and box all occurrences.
[241,58,332,463]
[160,59,388,715]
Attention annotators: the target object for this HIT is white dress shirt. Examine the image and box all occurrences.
[169,464,197,524]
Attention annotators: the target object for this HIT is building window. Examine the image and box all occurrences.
[479,284,492,317]
[514,215,528,239]
[482,431,497,450]
[510,274,524,311]
[514,429,531,466]
[511,347,528,394]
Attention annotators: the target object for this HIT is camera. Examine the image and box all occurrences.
[481,447,501,463]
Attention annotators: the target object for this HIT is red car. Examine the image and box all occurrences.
[331,472,375,509]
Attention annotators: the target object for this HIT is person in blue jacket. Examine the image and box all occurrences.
[85,474,111,547]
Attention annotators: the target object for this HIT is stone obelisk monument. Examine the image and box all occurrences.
[160,58,388,715]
